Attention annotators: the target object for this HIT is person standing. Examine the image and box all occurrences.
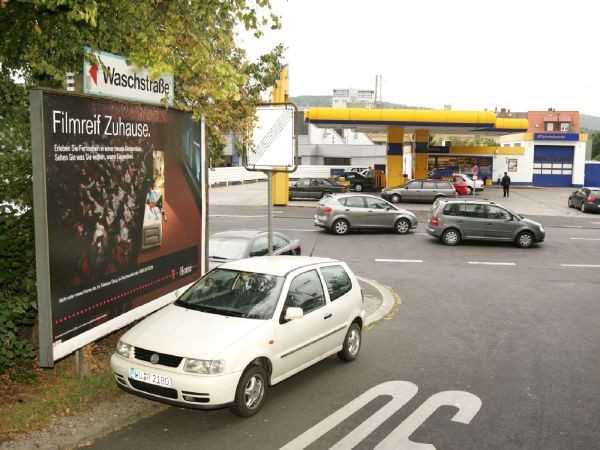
[501,172,511,197]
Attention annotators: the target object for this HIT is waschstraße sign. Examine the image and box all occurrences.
[83,48,174,106]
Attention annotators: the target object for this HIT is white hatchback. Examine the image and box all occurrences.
[110,256,365,417]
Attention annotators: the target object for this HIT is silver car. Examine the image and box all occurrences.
[381,179,457,203]
[314,193,418,235]
[426,199,545,248]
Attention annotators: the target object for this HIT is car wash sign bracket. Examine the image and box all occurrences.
[83,48,174,106]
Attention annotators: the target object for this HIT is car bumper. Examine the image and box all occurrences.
[110,354,242,409]
[425,225,442,238]
[314,214,332,228]
[584,202,600,211]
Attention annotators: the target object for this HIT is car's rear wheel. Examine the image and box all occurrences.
[568,197,573,208]
[332,219,350,235]
[354,183,363,192]
[394,218,410,234]
[467,186,474,195]
[516,231,534,248]
[434,195,444,202]
[390,194,401,203]
[337,323,361,362]
[229,365,268,418]
[441,228,461,246]
[321,191,332,199]
[581,202,587,213]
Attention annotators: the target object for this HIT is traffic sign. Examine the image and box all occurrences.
[472,165,480,175]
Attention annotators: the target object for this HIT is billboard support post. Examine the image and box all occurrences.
[266,172,273,256]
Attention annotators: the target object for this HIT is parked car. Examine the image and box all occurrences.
[342,171,377,192]
[452,173,484,193]
[314,193,417,235]
[381,179,457,203]
[110,256,365,417]
[453,183,470,196]
[209,230,300,270]
[568,187,600,213]
[426,198,545,248]
[289,177,348,200]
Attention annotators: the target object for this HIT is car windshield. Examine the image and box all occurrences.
[174,269,284,319]
[209,236,251,260]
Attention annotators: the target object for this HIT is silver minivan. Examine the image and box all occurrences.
[426,199,545,248]
[381,179,457,203]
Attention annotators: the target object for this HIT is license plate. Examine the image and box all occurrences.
[129,368,172,387]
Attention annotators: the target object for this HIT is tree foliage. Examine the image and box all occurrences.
[591,132,600,160]
[0,0,284,372]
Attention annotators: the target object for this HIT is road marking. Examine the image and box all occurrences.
[468,261,516,266]
[415,232,429,236]
[280,381,481,450]
[276,228,319,232]
[210,211,284,218]
[375,259,423,263]
[570,237,600,241]
[554,225,583,228]
[561,264,600,268]
[591,222,600,225]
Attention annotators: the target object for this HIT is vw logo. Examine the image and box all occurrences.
[150,353,160,365]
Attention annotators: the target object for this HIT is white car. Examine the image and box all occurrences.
[110,256,365,417]
[451,173,484,193]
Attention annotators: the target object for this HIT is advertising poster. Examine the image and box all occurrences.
[31,90,206,364]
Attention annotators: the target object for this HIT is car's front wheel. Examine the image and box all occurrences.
[390,194,401,203]
[230,365,268,418]
[332,219,350,235]
[321,191,332,199]
[441,228,461,246]
[568,197,573,208]
[394,218,411,234]
[516,231,534,248]
[338,323,361,361]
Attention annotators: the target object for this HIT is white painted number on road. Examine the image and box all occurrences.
[280,381,481,450]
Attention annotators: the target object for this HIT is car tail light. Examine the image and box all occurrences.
[323,205,333,214]
[587,195,595,202]
[342,186,349,193]
[430,216,439,227]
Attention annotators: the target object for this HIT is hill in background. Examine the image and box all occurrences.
[290,96,600,132]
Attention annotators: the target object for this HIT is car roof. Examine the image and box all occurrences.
[435,198,496,205]
[210,229,285,239]
[218,255,339,276]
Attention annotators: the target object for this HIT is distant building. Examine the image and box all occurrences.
[332,88,376,108]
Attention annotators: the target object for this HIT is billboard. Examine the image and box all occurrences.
[30,90,206,365]
[83,48,174,106]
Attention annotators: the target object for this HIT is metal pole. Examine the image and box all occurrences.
[267,172,273,255]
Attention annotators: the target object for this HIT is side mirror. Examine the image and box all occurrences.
[285,306,304,321]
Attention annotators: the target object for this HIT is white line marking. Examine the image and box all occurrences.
[415,232,429,236]
[560,264,600,268]
[591,222,600,225]
[570,238,600,241]
[468,261,516,266]
[276,228,319,232]
[558,225,583,228]
[375,259,423,263]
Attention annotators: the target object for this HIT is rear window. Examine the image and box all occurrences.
[340,196,365,208]
[443,203,461,216]
[436,181,453,189]
[320,265,352,301]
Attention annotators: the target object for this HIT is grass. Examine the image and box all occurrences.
[0,331,123,443]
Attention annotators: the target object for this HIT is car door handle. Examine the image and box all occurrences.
[345,209,350,211]
[324,313,332,320]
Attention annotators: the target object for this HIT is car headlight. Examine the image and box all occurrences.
[183,359,225,374]
[116,340,133,359]
[539,226,545,233]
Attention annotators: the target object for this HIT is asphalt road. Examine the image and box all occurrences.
[86,198,600,450]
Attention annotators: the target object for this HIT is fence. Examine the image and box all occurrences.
[208,165,339,187]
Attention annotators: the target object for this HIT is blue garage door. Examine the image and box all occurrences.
[533,145,574,187]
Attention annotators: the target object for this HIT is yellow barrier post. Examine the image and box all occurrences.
[385,126,404,188]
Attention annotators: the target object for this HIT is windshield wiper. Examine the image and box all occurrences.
[209,255,228,260]
[174,300,221,314]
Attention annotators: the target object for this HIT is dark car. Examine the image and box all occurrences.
[426,199,545,248]
[568,187,600,213]
[314,193,418,235]
[342,171,377,192]
[289,177,348,200]
[209,230,300,269]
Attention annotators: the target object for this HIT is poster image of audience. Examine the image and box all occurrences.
[35,91,205,347]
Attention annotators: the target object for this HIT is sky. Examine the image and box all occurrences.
[241,0,600,116]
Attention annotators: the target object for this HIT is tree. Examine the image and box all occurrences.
[0,0,284,372]
[591,132,600,160]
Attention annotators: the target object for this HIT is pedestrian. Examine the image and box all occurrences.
[501,172,511,197]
